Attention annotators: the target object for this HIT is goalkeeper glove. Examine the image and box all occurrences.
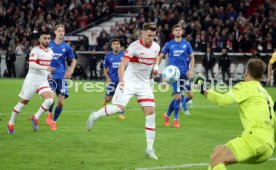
[190,74,208,95]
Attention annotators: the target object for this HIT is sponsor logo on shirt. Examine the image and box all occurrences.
[130,57,155,65]
[112,62,120,68]
[53,53,63,59]
[38,60,51,66]
[173,50,184,56]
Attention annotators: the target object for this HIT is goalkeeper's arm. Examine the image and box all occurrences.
[204,90,236,107]
[192,74,236,107]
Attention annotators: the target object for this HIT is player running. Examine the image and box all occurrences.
[102,38,125,120]
[157,24,195,128]
[46,24,76,131]
[194,59,275,170]
[7,30,55,134]
[86,23,160,160]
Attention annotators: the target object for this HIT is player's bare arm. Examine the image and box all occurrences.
[186,54,195,78]
[152,53,164,77]
[65,58,76,79]
[103,67,111,83]
[267,62,272,84]
[118,57,130,89]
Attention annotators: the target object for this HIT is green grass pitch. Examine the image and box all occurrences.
[0,79,276,170]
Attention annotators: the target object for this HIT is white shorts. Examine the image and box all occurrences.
[19,79,52,100]
[112,81,155,107]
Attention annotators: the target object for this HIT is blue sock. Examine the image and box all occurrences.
[120,111,124,115]
[53,106,62,121]
[186,97,191,103]
[49,101,55,113]
[173,99,181,120]
[166,100,174,117]
[181,95,188,111]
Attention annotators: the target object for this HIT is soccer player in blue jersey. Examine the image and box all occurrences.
[46,24,76,131]
[102,38,125,120]
[157,24,195,128]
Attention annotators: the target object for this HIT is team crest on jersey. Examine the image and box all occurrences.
[62,48,66,52]
[173,50,184,56]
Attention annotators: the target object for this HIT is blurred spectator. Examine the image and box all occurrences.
[6,47,16,78]
[99,59,104,79]
[202,47,216,81]
[252,49,261,59]
[219,48,231,82]
[0,0,115,52]
[89,51,98,80]
[3,69,10,78]
[85,30,98,51]
[97,30,109,51]
[73,64,87,80]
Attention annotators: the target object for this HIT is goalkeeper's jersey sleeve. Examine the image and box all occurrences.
[207,81,275,149]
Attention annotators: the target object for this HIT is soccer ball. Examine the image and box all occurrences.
[162,65,180,83]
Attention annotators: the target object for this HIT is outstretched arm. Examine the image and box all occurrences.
[204,90,235,107]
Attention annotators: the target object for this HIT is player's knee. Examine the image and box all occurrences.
[212,145,224,155]
[20,99,29,105]
[210,146,227,167]
[187,92,193,100]
[115,104,124,112]
[174,94,182,101]
[58,100,64,107]
[45,98,54,107]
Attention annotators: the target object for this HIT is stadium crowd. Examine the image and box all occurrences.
[0,0,116,52]
[97,0,276,52]
[0,0,276,79]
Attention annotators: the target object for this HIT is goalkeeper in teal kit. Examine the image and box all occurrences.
[193,59,276,170]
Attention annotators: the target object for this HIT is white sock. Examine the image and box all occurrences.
[145,114,156,150]
[9,102,25,125]
[35,98,53,119]
[93,104,122,119]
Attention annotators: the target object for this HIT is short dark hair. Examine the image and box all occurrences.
[111,38,120,44]
[247,58,266,80]
[172,24,182,31]
[39,29,51,37]
[143,22,157,31]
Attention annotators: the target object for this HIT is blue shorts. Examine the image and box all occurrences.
[105,82,118,96]
[171,75,191,94]
[49,79,69,98]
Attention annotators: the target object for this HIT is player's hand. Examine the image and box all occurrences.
[186,70,193,79]
[152,64,159,79]
[47,67,55,73]
[47,74,53,80]
[118,81,125,90]
[190,74,207,95]
[65,71,73,79]
[106,77,111,83]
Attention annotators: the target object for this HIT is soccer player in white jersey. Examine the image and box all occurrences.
[7,30,55,134]
[87,23,160,160]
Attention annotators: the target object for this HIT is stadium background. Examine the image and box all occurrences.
[0,0,275,82]
[0,0,276,170]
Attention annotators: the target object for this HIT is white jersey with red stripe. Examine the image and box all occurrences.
[111,40,160,107]
[27,45,53,83]
[18,45,53,100]
[124,39,160,84]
